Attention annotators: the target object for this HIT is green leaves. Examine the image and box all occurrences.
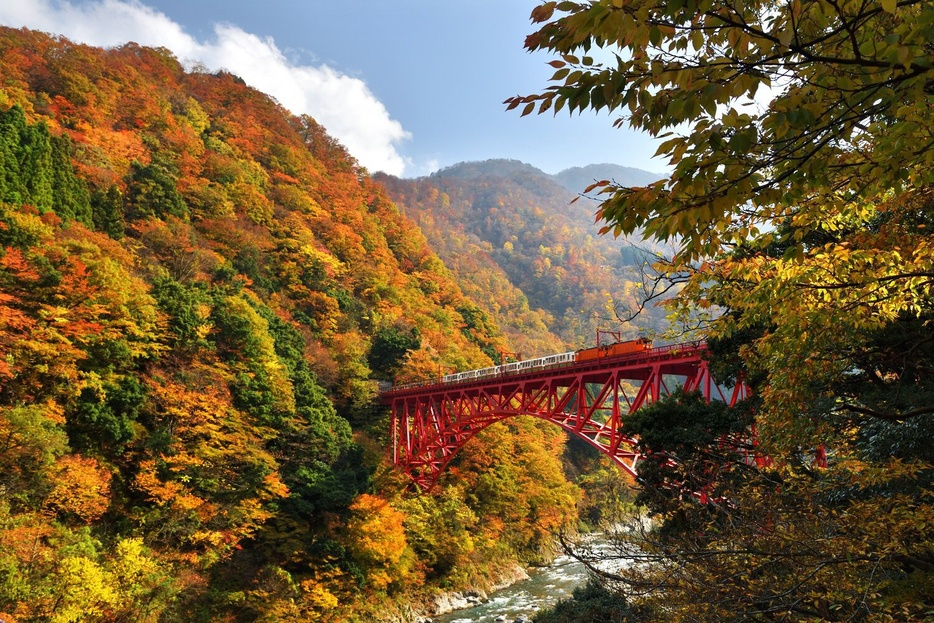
[0,106,91,225]
[512,6,934,618]
[509,0,934,262]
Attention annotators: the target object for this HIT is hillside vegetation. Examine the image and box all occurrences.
[0,28,587,622]
[376,160,671,354]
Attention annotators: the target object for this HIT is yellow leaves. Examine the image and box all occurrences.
[394,342,441,384]
[299,243,347,279]
[0,403,69,506]
[300,577,340,611]
[110,537,161,586]
[2,532,174,623]
[685,190,934,446]
[52,556,119,623]
[189,530,230,548]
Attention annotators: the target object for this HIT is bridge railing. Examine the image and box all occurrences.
[381,340,707,396]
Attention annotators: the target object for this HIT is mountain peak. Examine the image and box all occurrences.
[554,163,664,194]
[430,158,550,180]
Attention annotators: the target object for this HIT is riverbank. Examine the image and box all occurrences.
[429,552,596,623]
[374,561,533,623]
[428,563,531,618]
[377,528,637,622]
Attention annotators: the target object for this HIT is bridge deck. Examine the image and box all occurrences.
[381,341,708,399]
[383,341,748,490]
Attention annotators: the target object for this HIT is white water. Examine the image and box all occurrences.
[433,536,625,623]
[433,553,587,623]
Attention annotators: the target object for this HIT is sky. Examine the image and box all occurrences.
[0,0,666,178]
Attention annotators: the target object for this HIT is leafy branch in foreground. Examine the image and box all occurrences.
[511,3,934,619]
[509,0,933,262]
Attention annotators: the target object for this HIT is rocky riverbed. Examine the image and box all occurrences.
[427,552,593,623]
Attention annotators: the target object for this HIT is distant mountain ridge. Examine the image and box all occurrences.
[429,159,664,195]
[553,163,664,194]
[376,159,671,353]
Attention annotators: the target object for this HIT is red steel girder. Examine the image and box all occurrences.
[385,342,749,491]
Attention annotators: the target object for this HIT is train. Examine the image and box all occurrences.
[441,338,653,384]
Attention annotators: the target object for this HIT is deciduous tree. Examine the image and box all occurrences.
[510,0,932,259]
[511,1,934,620]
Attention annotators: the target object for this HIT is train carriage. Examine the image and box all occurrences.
[439,339,651,386]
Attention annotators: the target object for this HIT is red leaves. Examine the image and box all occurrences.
[530,2,557,24]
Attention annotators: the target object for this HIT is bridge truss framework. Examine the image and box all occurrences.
[384,342,749,491]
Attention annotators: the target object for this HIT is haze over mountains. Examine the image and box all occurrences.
[552,163,664,194]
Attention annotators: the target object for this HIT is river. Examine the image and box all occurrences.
[432,536,621,623]
[432,552,588,623]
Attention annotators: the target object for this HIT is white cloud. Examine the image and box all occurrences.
[0,0,410,175]
[406,157,441,178]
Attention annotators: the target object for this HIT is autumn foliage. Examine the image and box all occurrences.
[0,27,584,621]
[510,0,934,620]
[377,161,672,354]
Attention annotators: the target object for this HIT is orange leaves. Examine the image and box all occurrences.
[262,471,290,499]
[0,290,35,354]
[345,493,411,591]
[0,246,41,280]
[0,519,55,568]
[46,455,112,523]
[78,125,147,177]
[134,459,210,515]
[0,218,164,403]
[133,371,288,554]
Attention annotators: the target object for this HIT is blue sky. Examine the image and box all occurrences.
[0,0,665,178]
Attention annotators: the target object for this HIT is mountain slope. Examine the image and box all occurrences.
[376,159,672,353]
[553,162,664,195]
[0,28,581,622]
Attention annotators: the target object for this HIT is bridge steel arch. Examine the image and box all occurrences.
[383,342,749,491]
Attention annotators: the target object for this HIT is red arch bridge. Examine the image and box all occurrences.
[381,341,751,491]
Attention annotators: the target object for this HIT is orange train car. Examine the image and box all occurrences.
[576,338,653,362]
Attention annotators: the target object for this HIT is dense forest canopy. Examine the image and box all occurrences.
[512,0,934,621]
[0,27,606,622]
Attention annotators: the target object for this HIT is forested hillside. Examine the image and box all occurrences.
[376,160,671,353]
[0,27,588,622]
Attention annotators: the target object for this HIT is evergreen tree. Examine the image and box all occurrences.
[0,105,91,224]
